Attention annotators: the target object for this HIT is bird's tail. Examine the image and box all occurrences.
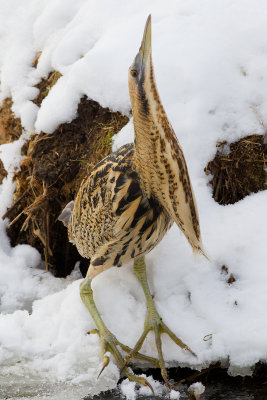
[58,200,74,227]
[192,242,210,262]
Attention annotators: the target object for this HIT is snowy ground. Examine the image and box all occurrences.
[1,0,267,398]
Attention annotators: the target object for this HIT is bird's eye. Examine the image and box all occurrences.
[131,69,138,78]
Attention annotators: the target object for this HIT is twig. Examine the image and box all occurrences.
[171,363,220,388]
[2,189,30,220]
[8,211,25,227]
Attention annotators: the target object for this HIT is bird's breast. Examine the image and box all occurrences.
[69,143,173,272]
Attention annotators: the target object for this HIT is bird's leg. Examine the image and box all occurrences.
[123,256,195,386]
[79,277,158,389]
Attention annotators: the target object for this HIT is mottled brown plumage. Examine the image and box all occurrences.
[66,143,172,278]
[59,15,205,387]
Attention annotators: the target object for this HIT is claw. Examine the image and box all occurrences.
[188,348,197,358]
[124,372,155,396]
[143,378,154,395]
[97,355,110,378]
[88,328,99,335]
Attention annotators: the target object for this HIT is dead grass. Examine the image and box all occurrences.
[205,135,267,205]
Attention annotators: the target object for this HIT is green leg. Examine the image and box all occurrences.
[123,256,195,386]
[80,277,158,390]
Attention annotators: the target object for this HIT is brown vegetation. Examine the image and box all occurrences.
[205,135,267,205]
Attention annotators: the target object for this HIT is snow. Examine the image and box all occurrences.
[120,376,181,400]
[0,0,267,398]
[188,382,205,398]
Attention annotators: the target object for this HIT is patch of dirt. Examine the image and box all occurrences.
[0,158,7,184]
[0,98,23,144]
[2,75,129,276]
[205,135,267,205]
[33,70,62,107]
[0,98,21,188]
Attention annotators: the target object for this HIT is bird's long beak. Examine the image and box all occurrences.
[138,15,151,68]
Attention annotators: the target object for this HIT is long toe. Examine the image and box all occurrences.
[121,310,195,387]
[154,323,169,386]
[161,320,197,357]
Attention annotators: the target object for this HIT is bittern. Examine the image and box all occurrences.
[59,15,206,388]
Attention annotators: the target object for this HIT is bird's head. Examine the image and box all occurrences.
[128,15,153,115]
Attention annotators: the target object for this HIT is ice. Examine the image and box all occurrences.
[0,0,267,397]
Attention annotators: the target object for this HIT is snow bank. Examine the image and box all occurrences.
[0,0,267,397]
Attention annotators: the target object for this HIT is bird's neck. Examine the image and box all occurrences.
[132,82,176,203]
[132,112,166,199]
[131,81,203,254]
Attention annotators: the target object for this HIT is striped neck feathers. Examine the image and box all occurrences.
[129,60,204,255]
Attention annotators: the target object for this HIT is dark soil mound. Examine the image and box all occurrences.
[205,135,267,205]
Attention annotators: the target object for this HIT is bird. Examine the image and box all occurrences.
[59,14,206,388]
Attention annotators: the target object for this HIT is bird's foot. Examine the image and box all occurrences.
[90,327,158,392]
[80,278,157,391]
[122,307,196,387]
[128,256,196,387]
